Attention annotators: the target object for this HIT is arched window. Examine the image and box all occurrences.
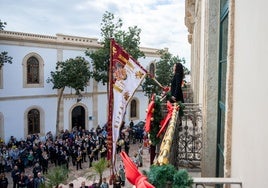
[149,63,155,77]
[130,99,137,118]
[23,53,44,88]
[28,109,40,134]
[27,57,39,84]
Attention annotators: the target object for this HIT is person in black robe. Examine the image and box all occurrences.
[170,62,184,103]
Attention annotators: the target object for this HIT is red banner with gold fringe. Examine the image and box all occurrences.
[107,39,147,171]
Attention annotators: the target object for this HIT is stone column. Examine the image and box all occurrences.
[201,0,220,177]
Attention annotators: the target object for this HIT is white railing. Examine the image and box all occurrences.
[193,177,242,187]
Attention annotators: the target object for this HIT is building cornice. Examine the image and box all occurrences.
[0,30,160,57]
[0,30,101,49]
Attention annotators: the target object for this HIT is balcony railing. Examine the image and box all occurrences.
[193,177,242,187]
[157,101,243,187]
[176,103,202,169]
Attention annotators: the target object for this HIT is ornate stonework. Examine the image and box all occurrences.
[185,0,196,44]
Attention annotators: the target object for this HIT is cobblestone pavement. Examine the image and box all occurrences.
[5,142,151,188]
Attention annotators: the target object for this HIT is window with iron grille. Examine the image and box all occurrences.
[28,109,40,134]
[27,56,39,84]
[130,99,137,118]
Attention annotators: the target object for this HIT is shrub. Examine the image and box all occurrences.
[146,164,193,188]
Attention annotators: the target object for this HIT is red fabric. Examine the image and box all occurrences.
[145,95,155,133]
[157,101,174,137]
[162,86,170,92]
[120,152,155,188]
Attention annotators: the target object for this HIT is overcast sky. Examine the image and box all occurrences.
[0,0,190,67]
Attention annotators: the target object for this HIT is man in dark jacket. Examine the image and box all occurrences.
[11,165,20,188]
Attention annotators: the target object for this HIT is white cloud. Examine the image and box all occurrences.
[0,0,190,66]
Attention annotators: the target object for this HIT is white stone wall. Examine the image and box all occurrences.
[231,1,268,187]
[1,45,57,95]
[186,0,268,187]
[0,31,158,142]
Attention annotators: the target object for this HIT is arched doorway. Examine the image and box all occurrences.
[72,106,85,130]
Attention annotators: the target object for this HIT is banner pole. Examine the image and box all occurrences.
[108,38,115,183]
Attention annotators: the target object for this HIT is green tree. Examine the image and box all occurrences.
[85,158,109,186]
[47,57,91,134]
[0,19,13,69]
[44,166,69,188]
[0,51,13,69]
[85,11,145,87]
[142,49,189,97]
[0,19,7,30]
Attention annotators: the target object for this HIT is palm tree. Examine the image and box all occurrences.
[44,166,69,188]
[86,158,109,186]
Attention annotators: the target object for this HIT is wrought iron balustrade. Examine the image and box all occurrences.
[158,102,202,170]
[175,103,203,169]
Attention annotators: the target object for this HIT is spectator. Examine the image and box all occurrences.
[11,165,20,188]
[124,137,130,156]
[26,174,34,188]
[133,153,139,167]
[17,172,28,188]
[32,163,42,179]
[0,155,5,173]
[100,177,109,188]
[90,180,98,188]
[113,174,122,188]
[119,165,126,187]
[27,150,34,167]
[34,172,45,188]
[0,173,8,188]
[80,181,89,188]
[16,158,25,173]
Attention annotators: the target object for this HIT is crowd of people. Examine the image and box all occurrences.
[0,121,146,188]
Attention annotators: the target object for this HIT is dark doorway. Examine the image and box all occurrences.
[72,106,85,130]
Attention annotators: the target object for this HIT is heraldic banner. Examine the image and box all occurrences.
[107,38,147,168]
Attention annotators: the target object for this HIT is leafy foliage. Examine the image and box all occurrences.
[47,56,91,133]
[86,158,109,185]
[148,95,185,146]
[0,51,13,68]
[85,11,144,86]
[146,164,193,188]
[149,96,162,146]
[0,20,13,69]
[44,165,69,188]
[173,169,193,188]
[142,50,189,97]
[47,56,91,94]
[147,164,176,187]
[92,158,108,177]
[0,19,7,30]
